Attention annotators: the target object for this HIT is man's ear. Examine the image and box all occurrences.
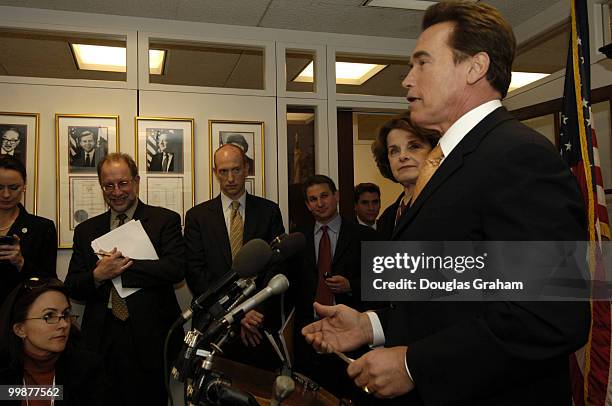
[467,52,490,85]
[13,323,26,339]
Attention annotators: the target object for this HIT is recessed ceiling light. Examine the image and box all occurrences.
[508,72,550,92]
[363,0,438,11]
[294,61,387,85]
[71,44,166,75]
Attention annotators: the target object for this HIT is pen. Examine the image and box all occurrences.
[95,251,113,257]
[333,349,354,364]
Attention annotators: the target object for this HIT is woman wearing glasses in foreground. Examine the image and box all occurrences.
[0,277,108,405]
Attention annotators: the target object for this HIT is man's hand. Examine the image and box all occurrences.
[348,346,414,398]
[240,310,264,347]
[325,275,351,294]
[0,235,24,271]
[301,303,373,353]
[92,248,133,282]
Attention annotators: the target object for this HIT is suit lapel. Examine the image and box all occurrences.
[332,217,351,265]
[209,196,232,267]
[392,106,513,239]
[243,194,258,242]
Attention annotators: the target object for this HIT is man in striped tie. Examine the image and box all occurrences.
[185,143,285,370]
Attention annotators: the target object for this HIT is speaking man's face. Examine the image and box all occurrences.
[402,21,472,134]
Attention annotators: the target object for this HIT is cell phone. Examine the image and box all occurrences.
[0,235,15,245]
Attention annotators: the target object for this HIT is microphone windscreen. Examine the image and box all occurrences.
[232,239,273,277]
[277,232,306,258]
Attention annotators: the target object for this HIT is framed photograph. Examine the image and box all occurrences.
[136,117,194,223]
[209,120,265,198]
[56,114,119,248]
[0,112,39,213]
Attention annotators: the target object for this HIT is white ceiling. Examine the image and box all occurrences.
[0,0,562,39]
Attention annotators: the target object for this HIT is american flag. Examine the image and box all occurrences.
[559,1,611,405]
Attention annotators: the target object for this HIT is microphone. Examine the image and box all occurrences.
[223,274,290,325]
[270,375,295,406]
[202,274,290,342]
[181,239,273,321]
[268,232,305,267]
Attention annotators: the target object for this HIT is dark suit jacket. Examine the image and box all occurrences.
[184,193,284,296]
[184,193,284,369]
[292,217,378,330]
[0,204,57,304]
[149,152,177,172]
[292,217,378,399]
[65,200,185,370]
[70,147,105,170]
[379,107,589,406]
[376,192,404,240]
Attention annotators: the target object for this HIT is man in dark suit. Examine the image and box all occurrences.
[70,130,105,170]
[302,2,589,405]
[184,143,284,368]
[292,175,377,399]
[148,132,181,173]
[65,153,184,406]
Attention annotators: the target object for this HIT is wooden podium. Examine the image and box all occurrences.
[212,357,339,405]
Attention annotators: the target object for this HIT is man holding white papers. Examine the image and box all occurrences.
[65,153,184,406]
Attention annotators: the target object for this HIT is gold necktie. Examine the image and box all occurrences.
[110,213,130,321]
[411,144,444,205]
[229,201,243,258]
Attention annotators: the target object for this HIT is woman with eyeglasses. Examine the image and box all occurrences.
[0,277,108,405]
[0,155,57,304]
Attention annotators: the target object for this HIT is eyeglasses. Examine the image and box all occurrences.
[1,138,19,144]
[24,310,79,325]
[101,180,133,193]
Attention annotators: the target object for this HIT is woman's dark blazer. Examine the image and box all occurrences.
[0,349,109,406]
[0,204,57,305]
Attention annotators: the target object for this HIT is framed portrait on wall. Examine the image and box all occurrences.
[56,114,119,248]
[0,112,39,214]
[135,117,194,224]
[209,120,265,198]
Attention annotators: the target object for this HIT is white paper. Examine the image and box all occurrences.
[91,220,159,298]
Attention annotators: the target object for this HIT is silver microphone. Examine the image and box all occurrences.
[222,274,290,325]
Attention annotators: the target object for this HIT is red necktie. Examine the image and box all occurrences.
[315,225,334,305]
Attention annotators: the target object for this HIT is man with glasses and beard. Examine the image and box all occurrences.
[65,153,184,406]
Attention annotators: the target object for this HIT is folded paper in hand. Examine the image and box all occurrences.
[91,220,158,298]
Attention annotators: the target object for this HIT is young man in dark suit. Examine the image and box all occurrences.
[292,175,377,400]
[184,143,284,369]
[65,153,184,406]
[302,2,589,405]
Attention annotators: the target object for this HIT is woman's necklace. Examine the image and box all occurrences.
[23,374,55,406]
[0,209,18,232]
